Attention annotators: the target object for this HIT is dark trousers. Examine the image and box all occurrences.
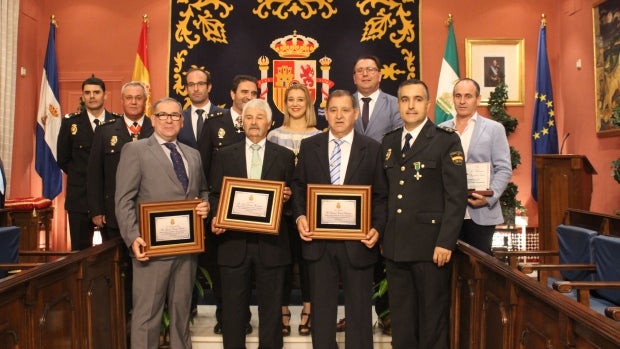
[373,256,390,318]
[308,242,374,349]
[198,219,223,321]
[220,242,285,349]
[386,259,451,349]
[68,211,94,250]
[460,219,496,255]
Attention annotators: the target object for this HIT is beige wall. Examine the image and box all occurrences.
[11,0,620,248]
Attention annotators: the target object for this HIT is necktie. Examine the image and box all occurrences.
[361,97,371,131]
[249,144,262,179]
[195,109,205,140]
[402,133,412,154]
[330,139,344,184]
[163,142,189,193]
[93,119,100,130]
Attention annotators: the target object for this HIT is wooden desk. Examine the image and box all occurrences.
[8,207,54,251]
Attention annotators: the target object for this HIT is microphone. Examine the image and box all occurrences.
[559,133,570,154]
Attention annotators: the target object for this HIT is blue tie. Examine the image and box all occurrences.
[330,139,343,184]
[402,133,412,154]
[163,142,189,193]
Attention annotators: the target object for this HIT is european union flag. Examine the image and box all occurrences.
[531,21,558,201]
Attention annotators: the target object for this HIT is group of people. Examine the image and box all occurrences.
[54,53,511,349]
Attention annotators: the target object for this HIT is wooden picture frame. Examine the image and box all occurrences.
[139,199,204,257]
[215,176,284,235]
[465,38,525,106]
[593,0,620,136]
[306,184,371,240]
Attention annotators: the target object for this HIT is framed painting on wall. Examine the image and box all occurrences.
[593,0,620,136]
[465,38,525,106]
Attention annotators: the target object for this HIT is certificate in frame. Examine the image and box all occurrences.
[215,176,284,235]
[307,184,371,240]
[139,199,204,257]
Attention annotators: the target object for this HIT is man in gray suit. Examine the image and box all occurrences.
[115,97,210,349]
[352,55,403,142]
[439,78,512,255]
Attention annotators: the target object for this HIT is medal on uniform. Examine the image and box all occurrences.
[71,124,77,135]
[218,128,225,139]
[413,161,422,180]
[385,148,392,161]
[110,136,118,147]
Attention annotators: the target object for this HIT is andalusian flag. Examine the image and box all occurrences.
[132,15,151,116]
[434,15,460,124]
[35,18,62,199]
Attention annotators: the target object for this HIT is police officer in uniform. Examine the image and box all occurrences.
[381,79,467,349]
[57,76,119,250]
[197,74,258,334]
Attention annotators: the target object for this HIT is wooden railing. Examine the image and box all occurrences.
[0,239,126,349]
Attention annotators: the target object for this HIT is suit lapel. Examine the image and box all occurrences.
[147,136,183,191]
[367,92,385,131]
[261,142,278,179]
[313,133,331,182]
[344,133,364,184]
[403,120,434,162]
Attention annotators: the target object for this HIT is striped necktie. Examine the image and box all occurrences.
[330,139,344,184]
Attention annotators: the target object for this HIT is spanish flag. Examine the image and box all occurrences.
[132,15,151,116]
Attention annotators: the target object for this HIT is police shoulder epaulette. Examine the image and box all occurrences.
[64,112,81,119]
[110,112,123,119]
[384,128,401,137]
[437,125,456,134]
[206,111,225,120]
[99,119,117,127]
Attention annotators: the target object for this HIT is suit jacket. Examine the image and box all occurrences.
[57,110,117,212]
[291,131,388,268]
[0,158,5,209]
[209,140,295,267]
[87,116,154,229]
[178,104,228,149]
[381,120,468,262]
[353,90,402,142]
[198,110,245,179]
[439,114,512,225]
[115,135,209,248]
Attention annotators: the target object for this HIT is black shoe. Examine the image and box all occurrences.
[245,323,253,335]
[213,322,223,334]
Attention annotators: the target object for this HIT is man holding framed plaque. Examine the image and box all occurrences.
[209,98,295,349]
[292,90,388,349]
[439,78,512,255]
[382,79,467,349]
[115,97,210,349]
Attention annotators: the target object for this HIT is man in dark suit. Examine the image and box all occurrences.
[178,67,227,149]
[292,90,388,349]
[197,74,258,334]
[115,97,210,349]
[87,81,153,240]
[439,78,512,255]
[381,79,467,349]
[210,98,295,349]
[57,76,118,250]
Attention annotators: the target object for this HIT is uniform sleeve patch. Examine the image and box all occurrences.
[450,151,464,165]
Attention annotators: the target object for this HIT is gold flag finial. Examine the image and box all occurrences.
[51,14,58,27]
[142,14,148,23]
[446,14,453,26]
[541,14,547,28]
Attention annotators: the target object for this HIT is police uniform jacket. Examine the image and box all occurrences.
[198,110,245,179]
[381,120,468,262]
[178,104,228,149]
[57,110,118,212]
[87,116,154,229]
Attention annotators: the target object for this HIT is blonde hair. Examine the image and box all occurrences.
[282,84,317,127]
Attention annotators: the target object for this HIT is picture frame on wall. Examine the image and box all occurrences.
[465,38,525,106]
[593,0,620,137]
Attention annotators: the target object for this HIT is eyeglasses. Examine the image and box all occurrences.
[354,67,379,74]
[187,81,208,88]
[154,113,182,121]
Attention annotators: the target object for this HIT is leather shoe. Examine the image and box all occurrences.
[213,322,222,334]
[336,318,346,332]
[245,323,253,335]
[377,316,392,336]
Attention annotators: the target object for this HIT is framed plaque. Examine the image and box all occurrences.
[215,176,284,235]
[139,199,204,257]
[307,184,371,240]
